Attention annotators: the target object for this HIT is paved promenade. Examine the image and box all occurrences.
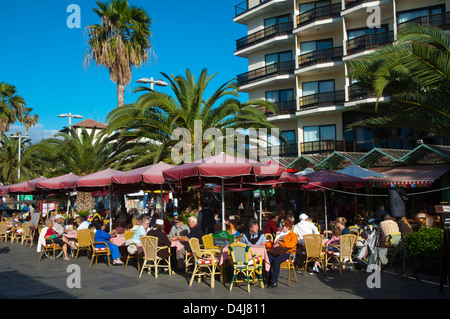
[0,241,448,302]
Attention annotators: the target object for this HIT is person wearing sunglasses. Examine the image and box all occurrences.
[267,219,298,288]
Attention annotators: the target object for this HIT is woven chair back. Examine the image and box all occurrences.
[228,243,249,267]
[304,234,323,258]
[77,229,92,247]
[140,236,158,259]
[339,234,357,258]
[124,231,135,241]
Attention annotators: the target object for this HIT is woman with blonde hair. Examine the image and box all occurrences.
[335,217,350,235]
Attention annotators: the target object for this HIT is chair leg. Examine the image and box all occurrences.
[189,265,198,286]
[139,259,146,278]
[211,266,215,288]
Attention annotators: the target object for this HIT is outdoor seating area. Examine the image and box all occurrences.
[0,153,449,292]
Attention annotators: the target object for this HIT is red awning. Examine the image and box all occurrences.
[112,162,174,187]
[30,173,81,192]
[162,153,284,185]
[3,177,49,194]
[368,164,450,188]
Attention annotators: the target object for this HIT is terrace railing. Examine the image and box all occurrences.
[237,60,295,86]
[298,46,343,68]
[236,22,293,51]
[296,3,341,28]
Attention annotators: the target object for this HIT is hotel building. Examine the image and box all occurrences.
[233,0,450,160]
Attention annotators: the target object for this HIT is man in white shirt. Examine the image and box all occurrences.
[293,213,319,245]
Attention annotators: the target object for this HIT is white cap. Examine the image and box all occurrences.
[299,213,308,220]
[155,219,164,225]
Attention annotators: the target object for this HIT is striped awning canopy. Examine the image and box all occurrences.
[369,163,450,188]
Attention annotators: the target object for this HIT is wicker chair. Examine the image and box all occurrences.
[0,222,12,243]
[202,234,221,254]
[228,243,264,292]
[326,234,358,275]
[38,227,63,261]
[302,234,325,275]
[279,252,298,285]
[75,229,92,260]
[265,233,274,242]
[20,223,32,246]
[139,236,172,278]
[89,231,111,268]
[189,237,223,288]
[124,231,142,271]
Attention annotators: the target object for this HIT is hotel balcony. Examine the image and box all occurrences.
[301,139,344,155]
[268,144,299,157]
[298,90,346,111]
[294,3,342,35]
[398,11,450,30]
[345,31,394,58]
[237,60,296,90]
[234,0,291,24]
[258,100,297,118]
[235,22,294,57]
[296,46,344,75]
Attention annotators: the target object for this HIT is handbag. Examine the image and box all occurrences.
[267,246,289,256]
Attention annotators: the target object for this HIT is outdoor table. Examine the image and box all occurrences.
[219,244,270,272]
[64,230,78,240]
[110,236,185,254]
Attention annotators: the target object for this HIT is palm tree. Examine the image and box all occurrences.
[104,68,280,169]
[0,83,26,138]
[0,133,42,185]
[17,106,39,136]
[32,127,123,211]
[84,0,153,107]
[347,24,450,138]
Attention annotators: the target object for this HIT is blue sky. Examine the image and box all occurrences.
[0,0,248,143]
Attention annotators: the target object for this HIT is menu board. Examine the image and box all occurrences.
[29,212,41,229]
[441,214,450,230]
[212,231,234,247]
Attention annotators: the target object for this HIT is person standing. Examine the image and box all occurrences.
[199,202,215,235]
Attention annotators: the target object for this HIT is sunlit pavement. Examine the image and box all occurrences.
[0,241,448,301]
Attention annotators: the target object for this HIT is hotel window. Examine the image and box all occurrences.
[397,5,444,24]
[265,89,294,103]
[299,0,331,14]
[303,125,336,142]
[265,51,292,65]
[300,39,333,54]
[347,24,388,40]
[264,14,291,27]
[302,80,335,96]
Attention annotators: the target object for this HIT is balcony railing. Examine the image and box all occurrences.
[346,31,394,55]
[236,22,293,51]
[296,3,341,28]
[237,60,295,87]
[344,0,378,10]
[235,0,273,17]
[259,100,297,117]
[301,139,344,155]
[299,90,345,110]
[268,144,298,157]
[398,11,450,30]
[348,84,376,101]
[298,46,343,68]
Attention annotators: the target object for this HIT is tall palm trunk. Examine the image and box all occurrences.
[117,82,125,107]
[75,191,96,213]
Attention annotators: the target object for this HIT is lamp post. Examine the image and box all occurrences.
[10,133,30,180]
[58,113,83,128]
[136,77,168,91]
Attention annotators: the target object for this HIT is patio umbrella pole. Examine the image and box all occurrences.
[160,184,163,217]
[222,179,225,231]
[324,190,328,232]
[109,185,112,233]
[66,192,71,226]
[259,186,262,229]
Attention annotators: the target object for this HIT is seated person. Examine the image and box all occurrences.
[76,216,91,230]
[241,219,266,246]
[267,219,297,288]
[168,217,190,238]
[93,220,123,265]
[41,219,75,261]
[146,219,172,259]
[171,216,203,271]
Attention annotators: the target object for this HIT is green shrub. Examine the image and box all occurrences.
[403,227,443,275]
[77,210,90,217]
